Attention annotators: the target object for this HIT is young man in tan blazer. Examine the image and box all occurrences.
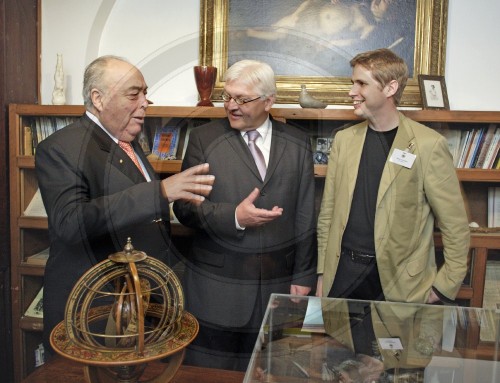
[317,48,469,306]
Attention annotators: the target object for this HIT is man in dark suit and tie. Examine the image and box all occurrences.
[35,55,214,355]
[173,59,317,371]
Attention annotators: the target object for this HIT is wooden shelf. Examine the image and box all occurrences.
[14,156,498,181]
[149,159,182,173]
[456,286,474,300]
[20,317,43,332]
[457,169,500,182]
[17,156,36,169]
[18,216,48,229]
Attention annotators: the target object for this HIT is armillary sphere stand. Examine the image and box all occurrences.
[50,238,198,383]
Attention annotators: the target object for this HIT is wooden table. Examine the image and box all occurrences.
[21,356,245,383]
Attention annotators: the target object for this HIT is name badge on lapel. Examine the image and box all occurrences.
[389,148,416,168]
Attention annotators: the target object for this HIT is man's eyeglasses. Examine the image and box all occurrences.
[221,92,264,105]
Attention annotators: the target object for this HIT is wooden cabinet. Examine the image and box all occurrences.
[9,104,500,379]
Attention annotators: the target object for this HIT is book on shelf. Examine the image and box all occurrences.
[23,126,33,155]
[24,188,47,217]
[452,125,500,169]
[151,125,180,160]
[463,127,483,168]
[474,124,496,168]
[488,187,500,227]
[31,116,75,151]
[34,343,45,367]
[24,287,43,318]
[480,260,500,342]
[436,128,462,167]
[180,125,194,160]
[483,126,500,169]
[138,130,151,155]
[26,248,50,265]
[457,129,473,168]
[178,118,209,159]
[467,127,485,168]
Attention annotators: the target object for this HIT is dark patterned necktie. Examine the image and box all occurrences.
[246,130,266,180]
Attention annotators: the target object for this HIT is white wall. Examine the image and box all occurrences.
[41,0,500,111]
[445,1,500,110]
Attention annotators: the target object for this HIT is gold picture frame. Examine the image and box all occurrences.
[418,74,450,110]
[199,0,448,107]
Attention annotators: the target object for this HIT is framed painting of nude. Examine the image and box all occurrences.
[199,0,448,107]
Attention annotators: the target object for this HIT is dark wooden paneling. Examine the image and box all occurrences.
[1,0,39,382]
[3,0,39,103]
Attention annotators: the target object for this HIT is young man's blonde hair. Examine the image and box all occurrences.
[350,48,408,106]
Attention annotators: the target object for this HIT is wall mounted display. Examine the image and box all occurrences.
[418,74,450,110]
[199,0,448,107]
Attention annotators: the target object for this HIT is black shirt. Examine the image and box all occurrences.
[342,127,398,254]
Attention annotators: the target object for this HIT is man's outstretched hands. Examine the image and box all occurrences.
[236,188,283,228]
[161,163,214,206]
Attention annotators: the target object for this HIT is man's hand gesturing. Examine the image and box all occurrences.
[236,188,283,228]
[161,163,214,205]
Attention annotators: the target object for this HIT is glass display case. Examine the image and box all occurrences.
[244,294,500,383]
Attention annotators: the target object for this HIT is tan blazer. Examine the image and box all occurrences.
[317,113,469,302]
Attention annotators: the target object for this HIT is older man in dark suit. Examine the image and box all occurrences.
[174,59,317,371]
[35,55,214,355]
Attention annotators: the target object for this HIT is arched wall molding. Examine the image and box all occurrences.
[84,0,116,66]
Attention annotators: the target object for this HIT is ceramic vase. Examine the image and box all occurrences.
[194,66,217,106]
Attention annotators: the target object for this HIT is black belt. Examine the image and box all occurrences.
[341,247,376,264]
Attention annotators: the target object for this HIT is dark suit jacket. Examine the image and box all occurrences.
[35,114,172,349]
[173,117,317,328]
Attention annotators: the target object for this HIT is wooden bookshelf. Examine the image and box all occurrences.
[9,104,500,380]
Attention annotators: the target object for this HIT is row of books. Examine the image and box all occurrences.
[24,117,76,155]
[439,124,500,169]
[24,116,208,160]
[24,117,500,169]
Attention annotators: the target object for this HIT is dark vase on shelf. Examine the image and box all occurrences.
[194,65,217,106]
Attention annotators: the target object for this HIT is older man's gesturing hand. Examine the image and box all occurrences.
[161,163,215,205]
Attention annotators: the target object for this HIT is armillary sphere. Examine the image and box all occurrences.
[51,238,198,383]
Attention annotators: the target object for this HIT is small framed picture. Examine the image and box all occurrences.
[418,75,450,110]
[316,137,333,153]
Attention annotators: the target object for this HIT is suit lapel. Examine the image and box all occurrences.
[348,122,369,197]
[84,115,147,183]
[265,122,287,185]
[225,123,266,182]
[116,141,147,182]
